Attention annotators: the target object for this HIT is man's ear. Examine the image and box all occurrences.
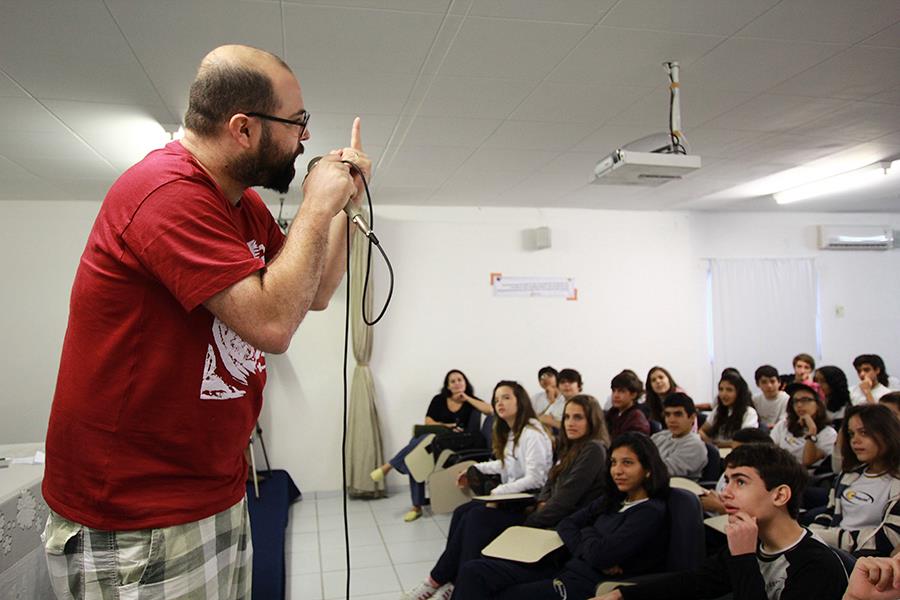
[226,114,254,149]
[771,483,792,510]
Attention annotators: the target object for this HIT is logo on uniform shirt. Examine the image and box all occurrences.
[199,240,268,400]
[842,489,876,504]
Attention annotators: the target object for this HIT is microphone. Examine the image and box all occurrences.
[306,156,372,238]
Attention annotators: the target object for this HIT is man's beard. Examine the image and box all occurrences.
[230,124,300,193]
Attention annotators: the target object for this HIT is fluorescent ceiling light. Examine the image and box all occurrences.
[773,160,898,205]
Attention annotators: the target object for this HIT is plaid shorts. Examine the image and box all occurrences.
[41,498,252,600]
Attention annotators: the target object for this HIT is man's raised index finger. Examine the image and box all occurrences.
[351,116,362,150]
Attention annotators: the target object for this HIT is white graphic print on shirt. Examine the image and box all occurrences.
[199,240,267,400]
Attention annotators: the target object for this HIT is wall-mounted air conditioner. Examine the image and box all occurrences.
[817,225,894,250]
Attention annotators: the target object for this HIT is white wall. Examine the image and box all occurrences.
[3,201,899,493]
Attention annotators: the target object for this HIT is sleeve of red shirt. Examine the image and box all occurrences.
[121,180,268,312]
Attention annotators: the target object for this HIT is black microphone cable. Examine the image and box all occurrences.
[332,159,393,599]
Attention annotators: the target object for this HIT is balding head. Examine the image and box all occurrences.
[184,44,294,138]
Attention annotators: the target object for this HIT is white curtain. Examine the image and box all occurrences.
[709,258,818,395]
[345,221,387,498]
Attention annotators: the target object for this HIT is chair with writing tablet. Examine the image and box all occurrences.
[595,488,706,596]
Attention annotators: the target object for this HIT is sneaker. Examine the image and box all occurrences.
[433,583,454,600]
[401,580,439,600]
[403,508,422,522]
[370,467,385,482]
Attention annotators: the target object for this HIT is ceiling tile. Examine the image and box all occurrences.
[612,85,756,129]
[460,0,617,24]
[509,82,653,124]
[416,76,536,119]
[702,94,848,133]
[283,5,444,75]
[548,27,724,86]
[0,155,36,179]
[500,151,603,201]
[14,156,118,180]
[737,0,900,44]
[728,133,855,166]
[767,46,900,101]
[602,0,780,36]
[374,145,474,187]
[686,128,769,159]
[107,0,284,120]
[0,72,26,98]
[438,17,591,81]
[688,38,847,93]
[399,116,502,147]
[281,0,448,11]
[0,130,95,160]
[42,100,172,171]
[461,146,561,174]
[481,120,592,151]
[863,22,900,48]
[298,68,417,115]
[866,85,900,106]
[0,1,165,107]
[788,102,900,141]
[0,98,71,133]
[572,124,664,153]
[434,166,519,199]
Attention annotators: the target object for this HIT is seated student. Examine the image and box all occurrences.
[643,366,684,424]
[880,391,900,420]
[651,392,708,481]
[810,404,900,557]
[532,365,565,431]
[699,427,773,516]
[842,554,900,600]
[816,365,853,426]
[558,368,585,405]
[851,354,894,406]
[450,432,670,600]
[372,369,492,521]
[793,352,817,385]
[402,395,609,600]
[459,381,553,496]
[606,370,650,437]
[700,370,759,448]
[594,444,849,600]
[769,382,838,471]
[752,364,789,430]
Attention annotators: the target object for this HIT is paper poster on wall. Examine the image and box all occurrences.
[490,273,577,300]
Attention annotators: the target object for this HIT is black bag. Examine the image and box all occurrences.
[429,432,486,457]
[466,465,501,496]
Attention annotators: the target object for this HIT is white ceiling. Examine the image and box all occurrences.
[1,0,899,212]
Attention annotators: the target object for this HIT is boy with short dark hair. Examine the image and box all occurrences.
[753,365,789,429]
[605,370,650,437]
[851,354,894,406]
[595,444,849,600]
[651,392,708,480]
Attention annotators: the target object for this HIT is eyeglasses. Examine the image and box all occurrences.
[245,111,310,138]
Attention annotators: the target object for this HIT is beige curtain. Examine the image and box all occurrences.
[346,220,386,498]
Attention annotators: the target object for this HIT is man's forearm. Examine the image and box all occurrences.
[311,212,352,310]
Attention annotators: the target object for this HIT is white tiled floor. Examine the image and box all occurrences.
[285,490,450,600]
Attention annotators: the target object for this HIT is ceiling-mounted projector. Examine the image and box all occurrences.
[593,150,701,187]
[593,61,702,186]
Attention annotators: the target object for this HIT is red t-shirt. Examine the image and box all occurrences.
[43,141,285,530]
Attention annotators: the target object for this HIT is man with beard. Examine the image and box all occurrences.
[41,45,367,599]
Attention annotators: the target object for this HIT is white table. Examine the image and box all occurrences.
[0,442,54,599]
